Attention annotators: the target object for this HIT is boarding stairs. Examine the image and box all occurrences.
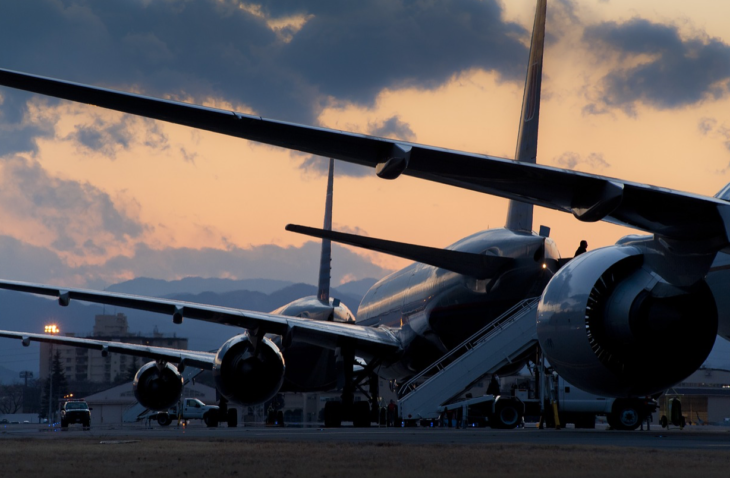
[398,297,539,420]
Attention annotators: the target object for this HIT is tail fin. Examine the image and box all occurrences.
[505,0,547,232]
[317,158,334,303]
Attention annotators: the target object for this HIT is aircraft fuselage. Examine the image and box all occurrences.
[356,228,560,380]
[270,296,356,393]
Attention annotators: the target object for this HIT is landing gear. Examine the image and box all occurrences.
[492,402,521,429]
[227,408,238,428]
[203,410,218,427]
[352,401,371,428]
[324,401,342,427]
[608,400,641,431]
[333,346,384,427]
[157,413,172,426]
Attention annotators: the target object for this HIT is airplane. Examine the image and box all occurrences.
[0,0,726,425]
[1,157,366,423]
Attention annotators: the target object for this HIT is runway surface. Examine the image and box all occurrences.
[2,422,729,450]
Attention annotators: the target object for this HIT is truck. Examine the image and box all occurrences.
[510,372,657,430]
[435,371,656,430]
[60,398,92,429]
[144,398,225,428]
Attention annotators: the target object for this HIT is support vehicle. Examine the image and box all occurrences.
[147,398,222,428]
[60,399,91,429]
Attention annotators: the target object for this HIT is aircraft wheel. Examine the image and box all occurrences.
[491,403,521,429]
[204,411,218,427]
[157,413,172,427]
[324,401,342,428]
[610,400,641,430]
[227,409,238,427]
[352,401,371,428]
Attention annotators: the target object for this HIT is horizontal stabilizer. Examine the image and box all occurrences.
[285,224,513,280]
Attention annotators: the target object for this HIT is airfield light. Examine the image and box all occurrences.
[542,263,547,269]
[45,324,60,426]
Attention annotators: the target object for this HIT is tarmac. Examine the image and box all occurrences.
[1,421,729,450]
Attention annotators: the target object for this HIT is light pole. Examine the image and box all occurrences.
[45,325,59,424]
[18,371,33,413]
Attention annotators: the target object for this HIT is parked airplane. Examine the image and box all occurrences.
[0,0,725,419]
[1,158,365,421]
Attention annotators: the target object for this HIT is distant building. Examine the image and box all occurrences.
[659,367,730,425]
[40,313,188,383]
[85,380,218,427]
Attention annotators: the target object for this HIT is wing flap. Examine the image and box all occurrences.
[0,330,216,369]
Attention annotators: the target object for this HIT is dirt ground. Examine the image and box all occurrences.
[1,438,729,478]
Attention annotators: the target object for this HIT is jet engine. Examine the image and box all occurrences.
[212,332,285,405]
[537,245,718,397]
[133,361,184,411]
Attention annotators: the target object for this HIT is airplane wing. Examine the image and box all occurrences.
[0,329,216,369]
[0,68,728,244]
[0,280,401,360]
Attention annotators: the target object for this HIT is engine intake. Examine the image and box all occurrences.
[212,332,285,405]
[133,361,184,411]
[537,245,717,397]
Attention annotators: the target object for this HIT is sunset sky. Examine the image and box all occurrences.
[0,0,729,292]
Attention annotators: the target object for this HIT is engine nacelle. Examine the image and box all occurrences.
[133,361,184,411]
[537,245,718,397]
[212,332,285,406]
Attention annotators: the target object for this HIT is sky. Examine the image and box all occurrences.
[0,0,728,292]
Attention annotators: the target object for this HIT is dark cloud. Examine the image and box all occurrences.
[179,147,197,165]
[584,19,730,111]
[0,234,391,289]
[0,0,529,156]
[98,241,389,287]
[553,152,610,170]
[698,117,717,135]
[0,235,72,283]
[65,115,168,159]
[299,115,416,177]
[369,116,416,141]
[698,117,730,156]
[0,93,55,155]
[0,156,146,254]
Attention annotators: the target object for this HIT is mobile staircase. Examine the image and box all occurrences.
[397,297,539,422]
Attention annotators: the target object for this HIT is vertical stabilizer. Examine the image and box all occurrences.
[317,159,334,303]
[505,0,546,232]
